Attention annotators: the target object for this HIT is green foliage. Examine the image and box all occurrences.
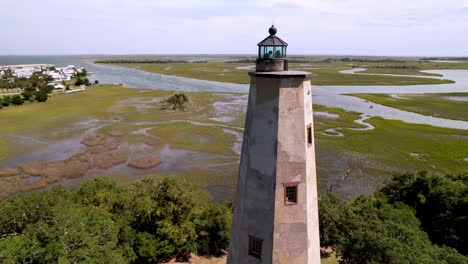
[2,95,11,106]
[81,69,88,77]
[75,77,84,86]
[94,79,99,85]
[320,172,468,264]
[10,95,24,105]
[131,176,201,261]
[379,172,468,255]
[40,85,54,94]
[20,91,33,101]
[162,93,189,111]
[0,177,232,263]
[196,203,232,256]
[319,192,347,249]
[34,91,48,102]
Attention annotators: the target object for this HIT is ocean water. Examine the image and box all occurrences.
[0,55,89,67]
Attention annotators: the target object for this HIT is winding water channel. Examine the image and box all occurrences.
[1,56,467,129]
[81,61,468,130]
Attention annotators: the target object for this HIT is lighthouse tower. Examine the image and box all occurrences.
[227,26,321,264]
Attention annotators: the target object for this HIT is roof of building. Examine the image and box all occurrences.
[257,25,288,46]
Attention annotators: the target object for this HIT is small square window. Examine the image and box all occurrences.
[283,182,299,205]
[248,236,263,259]
[307,124,313,147]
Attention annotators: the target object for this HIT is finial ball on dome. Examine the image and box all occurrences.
[269,25,277,35]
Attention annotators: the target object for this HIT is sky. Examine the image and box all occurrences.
[2,0,468,56]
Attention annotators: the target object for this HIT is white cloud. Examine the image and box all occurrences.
[1,0,467,55]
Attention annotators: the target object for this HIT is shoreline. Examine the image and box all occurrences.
[0,64,54,69]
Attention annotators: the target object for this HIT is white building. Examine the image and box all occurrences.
[0,64,85,81]
[43,70,65,81]
[14,67,36,78]
[47,83,66,90]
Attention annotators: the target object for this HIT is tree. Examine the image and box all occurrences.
[379,172,468,255]
[24,86,36,92]
[10,95,24,105]
[77,177,131,215]
[162,93,189,111]
[41,74,53,83]
[94,80,99,85]
[75,77,84,86]
[196,203,232,256]
[319,193,468,264]
[34,91,48,102]
[39,85,54,94]
[2,96,11,106]
[21,91,33,101]
[0,204,127,263]
[84,78,90,86]
[131,176,202,261]
[319,193,347,250]
[0,177,233,263]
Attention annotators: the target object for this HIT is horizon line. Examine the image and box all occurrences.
[0,53,467,58]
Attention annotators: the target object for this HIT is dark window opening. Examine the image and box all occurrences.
[285,186,297,204]
[307,124,313,147]
[249,236,263,259]
[283,182,299,205]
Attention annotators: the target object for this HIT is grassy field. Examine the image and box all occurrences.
[1,85,467,200]
[318,116,468,173]
[104,60,456,86]
[360,60,468,76]
[351,93,468,121]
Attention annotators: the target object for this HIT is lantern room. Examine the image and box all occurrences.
[256,25,289,72]
[257,25,288,59]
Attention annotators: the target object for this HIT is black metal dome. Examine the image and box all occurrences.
[258,25,288,47]
[269,25,277,36]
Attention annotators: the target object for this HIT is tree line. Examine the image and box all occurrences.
[0,176,231,263]
[0,172,466,263]
[320,171,467,263]
[0,71,54,91]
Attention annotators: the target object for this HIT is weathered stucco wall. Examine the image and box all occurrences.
[228,72,320,264]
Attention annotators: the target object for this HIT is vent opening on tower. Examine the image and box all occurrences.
[307,124,313,147]
[248,236,263,259]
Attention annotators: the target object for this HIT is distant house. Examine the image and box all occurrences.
[47,83,65,90]
[14,67,35,78]
[44,70,65,81]
[56,65,83,81]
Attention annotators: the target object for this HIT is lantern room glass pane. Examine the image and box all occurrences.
[259,46,286,59]
[259,46,274,59]
[273,46,284,58]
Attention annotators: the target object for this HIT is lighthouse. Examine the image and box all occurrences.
[227,26,321,263]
